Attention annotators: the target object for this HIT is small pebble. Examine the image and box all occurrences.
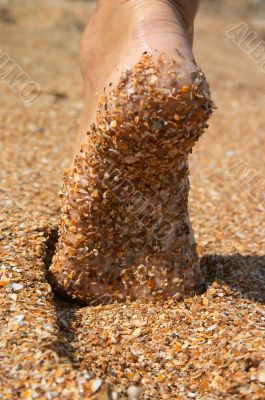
[9,283,24,291]
[91,378,103,393]
[127,385,141,400]
[258,371,265,384]
[132,328,142,338]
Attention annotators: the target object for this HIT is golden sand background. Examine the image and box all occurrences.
[0,1,264,399]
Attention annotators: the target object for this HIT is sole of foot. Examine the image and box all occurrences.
[50,53,214,305]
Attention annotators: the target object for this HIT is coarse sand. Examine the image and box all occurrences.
[0,1,264,399]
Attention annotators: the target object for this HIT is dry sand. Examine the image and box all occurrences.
[0,1,264,399]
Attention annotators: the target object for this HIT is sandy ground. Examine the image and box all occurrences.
[0,1,264,399]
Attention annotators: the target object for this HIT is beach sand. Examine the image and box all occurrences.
[0,1,264,399]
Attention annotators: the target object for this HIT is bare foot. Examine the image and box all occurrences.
[50,0,214,305]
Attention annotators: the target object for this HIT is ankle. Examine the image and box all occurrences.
[173,0,199,26]
[96,0,198,23]
[163,0,199,44]
[95,0,198,43]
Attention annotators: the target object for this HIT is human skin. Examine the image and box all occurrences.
[50,0,214,305]
[76,0,200,152]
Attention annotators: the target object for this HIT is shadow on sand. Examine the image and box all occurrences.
[201,253,265,305]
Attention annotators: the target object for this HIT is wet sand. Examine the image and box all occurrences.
[0,1,264,399]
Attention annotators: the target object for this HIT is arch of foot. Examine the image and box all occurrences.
[50,54,214,305]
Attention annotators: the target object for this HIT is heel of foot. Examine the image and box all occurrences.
[95,53,213,159]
